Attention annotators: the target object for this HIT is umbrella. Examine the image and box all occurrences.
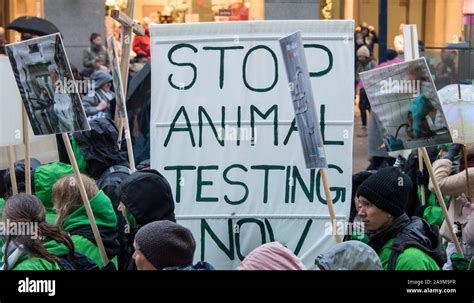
[126,61,151,111]
[438,84,474,144]
[7,16,60,36]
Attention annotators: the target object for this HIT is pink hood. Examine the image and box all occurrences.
[237,242,306,270]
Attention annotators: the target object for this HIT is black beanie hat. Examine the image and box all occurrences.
[356,167,413,218]
[134,220,196,270]
[119,169,175,225]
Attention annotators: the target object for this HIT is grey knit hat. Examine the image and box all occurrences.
[134,220,196,270]
[91,71,112,89]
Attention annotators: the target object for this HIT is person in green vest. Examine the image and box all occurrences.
[1,194,74,270]
[52,174,120,269]
[356,167,446,270]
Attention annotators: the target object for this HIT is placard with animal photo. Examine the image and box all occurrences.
[6,33,90,135]
[107,36,126,118]
[360,57,452,151]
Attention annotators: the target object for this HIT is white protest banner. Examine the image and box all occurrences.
[151,21,354,269]
[0,56,23,147]
[0,56,58,169]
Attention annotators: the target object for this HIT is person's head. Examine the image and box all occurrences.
[3,159,41,199]
[90,33,102,46]
[0,27,5,43]
[356,167,412,232]
[351,171,375,222]
[357,45,370,62]
[399,23,404,35]
[90,70,113,91]
[73,118,128,179]
[114,25,122,37]
[386,49,398,61]
[52,174,99,228]
[440,49,456,62]
[237,242,306,270]
[119,170,175,227]
[134,53,148,64]
[407,63,427,82]
[2,194,74,269]
[141,17,151,32]
[133,220,196,270]
[315,240,383,270]
[48,64,59,83]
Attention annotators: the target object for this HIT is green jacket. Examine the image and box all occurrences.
[62,190,118,269]
[34,162,75,224]
[378,238,441,270]
[418,187,448,227]
[10,240,70,271]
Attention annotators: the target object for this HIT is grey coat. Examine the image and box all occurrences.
[315,240,383,270]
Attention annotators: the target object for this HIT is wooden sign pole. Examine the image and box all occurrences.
[320,169,341,243]
[22,107,31,194]
[7,146,18,195]
[421,147,464,256]
[407,25,426,206]
[111,0,144,173]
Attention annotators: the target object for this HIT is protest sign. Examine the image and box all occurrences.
[279,32,327,169]
[360,58,452,152]
[108,37,126,118]
[6,33,89,135]
[151,21,354,269]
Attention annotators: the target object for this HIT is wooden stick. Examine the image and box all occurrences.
[113,0,136,126]
[418,149,426,206]
[7,146,18,195]
[421,147,464,256]
[61,133,110,266]
[320,168,341,243]
[123,115,136,173]
[117,117,124,150]
[463,145,472,203]
[22,107,31,194]
[111,10,145,36]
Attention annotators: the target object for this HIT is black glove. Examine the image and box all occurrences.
[443,144,461,161]
[416,170,429,186]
